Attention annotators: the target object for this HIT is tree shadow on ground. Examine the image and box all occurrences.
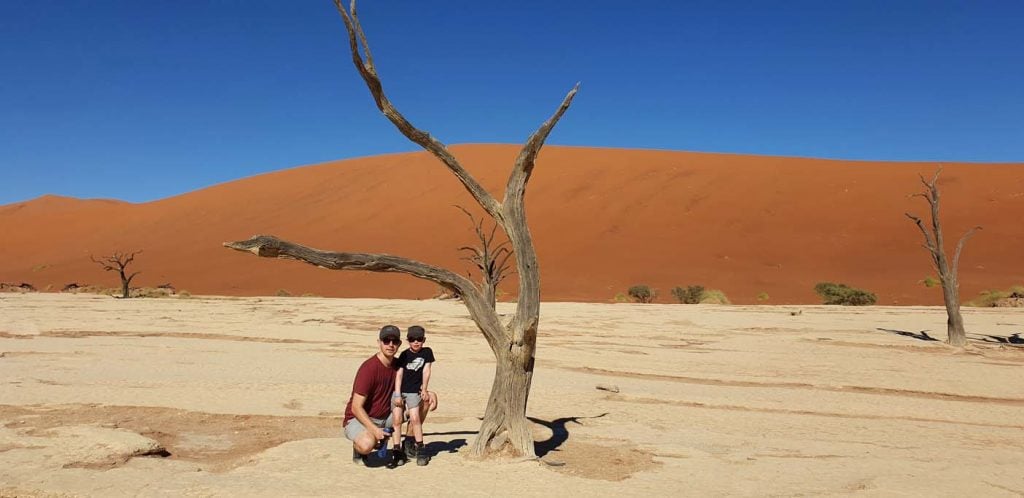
[529,413,609,458]
[969,332,1024,346]
[877,328,939,341]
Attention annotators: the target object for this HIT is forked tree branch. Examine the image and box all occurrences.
[224,235,505,347]
[505,83,580,208]
[332,0,502,220]
[952,226,982,275]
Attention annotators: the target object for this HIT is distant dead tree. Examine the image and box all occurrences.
[456,205,514,309]
[90,250,142,299]
[225,2,578,458]
[905,169,981,347]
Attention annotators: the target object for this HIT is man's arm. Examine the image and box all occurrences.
[393,368,405,407]
[351,393,384,441]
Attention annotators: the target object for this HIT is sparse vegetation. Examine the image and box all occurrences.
[668,285,730,304]
[275,289,292,297]
[0,282,36,293]
[813,282,876,306]
[756,291,770,302]
[613,292,629,303]
[627,285,656,303]
[967,285,1024,307]
[700,289,731,305]
[177,290,192,298]
[921,275,940,288]
[671,285,704,304]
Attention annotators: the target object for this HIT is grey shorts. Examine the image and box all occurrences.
[343,413,394,441]
[401,392,422,409]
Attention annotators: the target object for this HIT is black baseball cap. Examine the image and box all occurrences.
[379,325,401,341]
[407,325,426,340]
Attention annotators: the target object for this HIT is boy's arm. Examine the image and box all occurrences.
[420,362,431,398]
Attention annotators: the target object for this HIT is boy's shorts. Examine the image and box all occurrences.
[401,392,422,409]
[343,413,394,441]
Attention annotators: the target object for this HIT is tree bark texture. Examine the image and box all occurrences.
[906,169,980,347]
[225,1,579,458]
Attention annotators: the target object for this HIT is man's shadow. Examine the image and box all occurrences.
[529,413,608,458]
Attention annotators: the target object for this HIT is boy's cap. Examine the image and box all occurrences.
[407,325,426,340]
[379,325,401,340]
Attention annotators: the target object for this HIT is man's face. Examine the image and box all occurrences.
[379,336,401,358]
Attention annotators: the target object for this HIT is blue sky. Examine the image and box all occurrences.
[2,1,1022,204]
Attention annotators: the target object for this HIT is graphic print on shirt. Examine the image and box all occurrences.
[405,357,426,372]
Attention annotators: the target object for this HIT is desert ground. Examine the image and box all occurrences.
[1,294,1022,496]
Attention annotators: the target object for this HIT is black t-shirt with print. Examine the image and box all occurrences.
[396,347,435,393]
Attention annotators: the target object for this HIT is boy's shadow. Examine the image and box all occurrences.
[529,413,608,458]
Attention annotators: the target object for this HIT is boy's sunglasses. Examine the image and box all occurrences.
[408,337,424,343]
[381,337,402,345]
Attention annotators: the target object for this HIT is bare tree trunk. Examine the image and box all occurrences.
[120,269,130,298]
[227,2,577,458]
[91,251,141,300]
[906,169,980,348]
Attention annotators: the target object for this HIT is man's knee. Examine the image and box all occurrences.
[353,434,375,455]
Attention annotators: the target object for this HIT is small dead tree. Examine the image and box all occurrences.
[225,1,578,458]
[456,205,514,309]
[90,250,142,299]
[905,169,981,347]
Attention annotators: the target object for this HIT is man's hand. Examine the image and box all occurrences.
[372,426,386,441]
[393,397,405,408]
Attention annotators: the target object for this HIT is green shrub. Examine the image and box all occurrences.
[756,291,769,302]
[700,289,731,305]
[813,282,876,306]
[275,289,292,297]
[612,292,630,303]
[627,285,655,303]
[967,285,1024,307]
[922,276,940,288]
[671,285,705,304]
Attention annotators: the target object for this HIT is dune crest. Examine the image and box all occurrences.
[1,144,1021,304]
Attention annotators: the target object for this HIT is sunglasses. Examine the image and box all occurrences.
[408,337,425,343]
[381,337,402,345]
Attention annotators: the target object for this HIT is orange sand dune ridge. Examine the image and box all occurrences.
[1,144,1021,304]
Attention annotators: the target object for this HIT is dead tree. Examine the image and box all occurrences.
[90,251,142,299]
[905,169,981,347]
[225,1,578,458]
[456,205,514,310]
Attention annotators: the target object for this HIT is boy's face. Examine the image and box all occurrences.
[408,336,425,352]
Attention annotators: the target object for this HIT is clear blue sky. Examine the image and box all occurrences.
[2,1,1022,204]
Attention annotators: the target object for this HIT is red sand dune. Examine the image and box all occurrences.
[1,144,1022,305]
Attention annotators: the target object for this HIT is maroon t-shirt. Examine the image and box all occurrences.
[343,354,397,424]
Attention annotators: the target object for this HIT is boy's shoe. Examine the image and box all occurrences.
[402,436,415,456]
[415,443,430,466]
[385,449,407,469]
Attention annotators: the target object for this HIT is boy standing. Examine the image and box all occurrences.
[388,325,435,467]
